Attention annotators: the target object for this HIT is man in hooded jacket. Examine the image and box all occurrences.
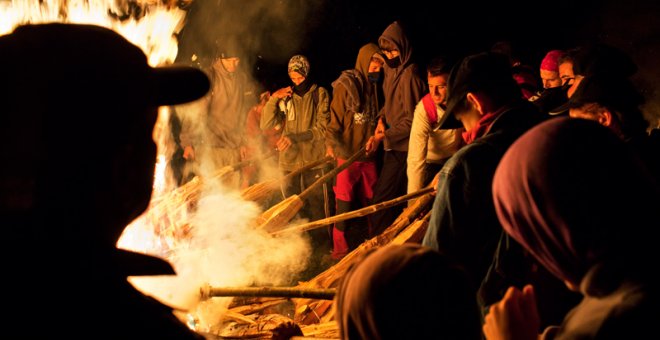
[326,43,384,260]
[367,21,425,237]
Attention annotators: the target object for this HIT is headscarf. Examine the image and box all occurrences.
[288,54,310,77]
[492,117,660,289]
[335,243,481,340]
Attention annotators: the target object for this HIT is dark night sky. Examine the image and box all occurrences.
[177,0,660,124]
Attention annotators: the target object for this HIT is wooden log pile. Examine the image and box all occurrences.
[197,176,438,338]
[146,151,439,338]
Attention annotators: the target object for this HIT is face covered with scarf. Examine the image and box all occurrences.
[288,54,312,96]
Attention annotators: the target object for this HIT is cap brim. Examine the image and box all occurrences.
[153,66,210,106]
[437,99,464,130]
[114,249,176,276]
[548,101,570,116]
[437,111,464,130]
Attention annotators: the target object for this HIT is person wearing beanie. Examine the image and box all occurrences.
[548,43,638,115]
[540,49,565,89]
[531,49,569,116]
[261,54,333,273]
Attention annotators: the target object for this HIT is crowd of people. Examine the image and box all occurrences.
[2,18,659,339]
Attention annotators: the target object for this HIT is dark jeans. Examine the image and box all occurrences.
[282,167,334,249]
[368,150,408,237]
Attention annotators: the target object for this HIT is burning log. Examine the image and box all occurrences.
[210,174,438,332]
[292,210,433,326]
[200,285,336,301]
[147,150,277,241]
[271,187,435,236]
[229,299,289,316]
[297,322,340,339]
[223,178,437,327]
[256,148,366,233]
[241,156,333,205]
[291,177,437,326]
[212,149,278,181]
[208,313,304,339]
[297,179,436,290]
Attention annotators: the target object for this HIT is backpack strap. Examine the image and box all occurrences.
[421,93,438,124]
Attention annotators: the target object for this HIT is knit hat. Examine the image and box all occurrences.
[540,50,565,72]
[288,55,310,77]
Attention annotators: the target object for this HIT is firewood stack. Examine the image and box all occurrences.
[198,177,438,339]
[144,151,280,244]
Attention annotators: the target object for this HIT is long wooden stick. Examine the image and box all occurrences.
[256,148,365,232]
[298,147,366,200]
[285,155,334,179]
[200,286,336,300]
[212,149,278,179]
[241,156,333,202]
[272,186,435,235]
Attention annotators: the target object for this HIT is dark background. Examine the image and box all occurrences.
[176,0,660,123]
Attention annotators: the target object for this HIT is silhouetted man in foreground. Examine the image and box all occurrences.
[0,23,209,338]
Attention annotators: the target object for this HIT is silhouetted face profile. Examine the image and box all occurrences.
[0,23,210,250]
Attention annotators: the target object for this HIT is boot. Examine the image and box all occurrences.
[330,227,349,260]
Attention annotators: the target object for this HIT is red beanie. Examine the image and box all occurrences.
[540,50,565,72]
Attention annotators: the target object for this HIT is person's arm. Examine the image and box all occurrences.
[421,145,501,278]
[176,96,208,160]
[407,100,430,194]
[383,70,425,145]
[366,117,385,155]
[260,87,290,130]
[326,85,348,158]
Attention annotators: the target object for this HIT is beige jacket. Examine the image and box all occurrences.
[406,100,463,193]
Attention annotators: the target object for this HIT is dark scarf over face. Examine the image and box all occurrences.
[384,55,400,69]
[492,117,660,289]
[293,78,312,96]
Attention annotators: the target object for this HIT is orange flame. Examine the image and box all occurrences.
[0,1,185,66]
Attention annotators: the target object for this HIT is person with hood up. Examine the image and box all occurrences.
[325,43,385,260]
[367,21,425,237]
[484,117,660,339]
